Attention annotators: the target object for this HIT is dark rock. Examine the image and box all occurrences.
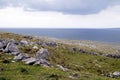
[70,47,77,52]
[79,49,99,56]
[41,41,57,47]
[2,60,10,64]
[23,35,33,39]
[35,48,50,60]
[103,54,120,59]
[45,41,57,47]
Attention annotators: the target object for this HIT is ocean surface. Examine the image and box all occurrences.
[0,28,120,44]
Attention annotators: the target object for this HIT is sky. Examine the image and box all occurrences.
[0,0,120,28]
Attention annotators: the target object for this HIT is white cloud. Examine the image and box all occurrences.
[0,6,120,28]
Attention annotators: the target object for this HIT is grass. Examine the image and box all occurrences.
[1,32,120,80]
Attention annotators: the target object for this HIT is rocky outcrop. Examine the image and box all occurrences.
[0,38,51,67]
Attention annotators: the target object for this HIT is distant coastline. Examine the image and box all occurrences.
[0,28,120,44]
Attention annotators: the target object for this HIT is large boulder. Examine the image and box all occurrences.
[35,48,50,60]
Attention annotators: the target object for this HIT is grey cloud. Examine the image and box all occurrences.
[0,0,120,14]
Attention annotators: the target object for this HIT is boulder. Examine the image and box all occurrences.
[35,48,50,60]
[113,71,120,78]
[34,59,50,66]
[20,40,28,46]
[14,53,29,61]
[23,57,36,65]
[45,41,57,47]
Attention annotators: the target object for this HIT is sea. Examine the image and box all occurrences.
[0,28,120,44]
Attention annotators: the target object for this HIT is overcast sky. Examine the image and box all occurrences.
[0,0,120,28]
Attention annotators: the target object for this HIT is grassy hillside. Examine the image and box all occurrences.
[0,32,120,80]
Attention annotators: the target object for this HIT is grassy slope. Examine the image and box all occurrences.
[0,32,120,80]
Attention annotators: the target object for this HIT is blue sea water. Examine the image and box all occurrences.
[0,28,120,44]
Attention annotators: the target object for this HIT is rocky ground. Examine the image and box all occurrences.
[1,32,120,80]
